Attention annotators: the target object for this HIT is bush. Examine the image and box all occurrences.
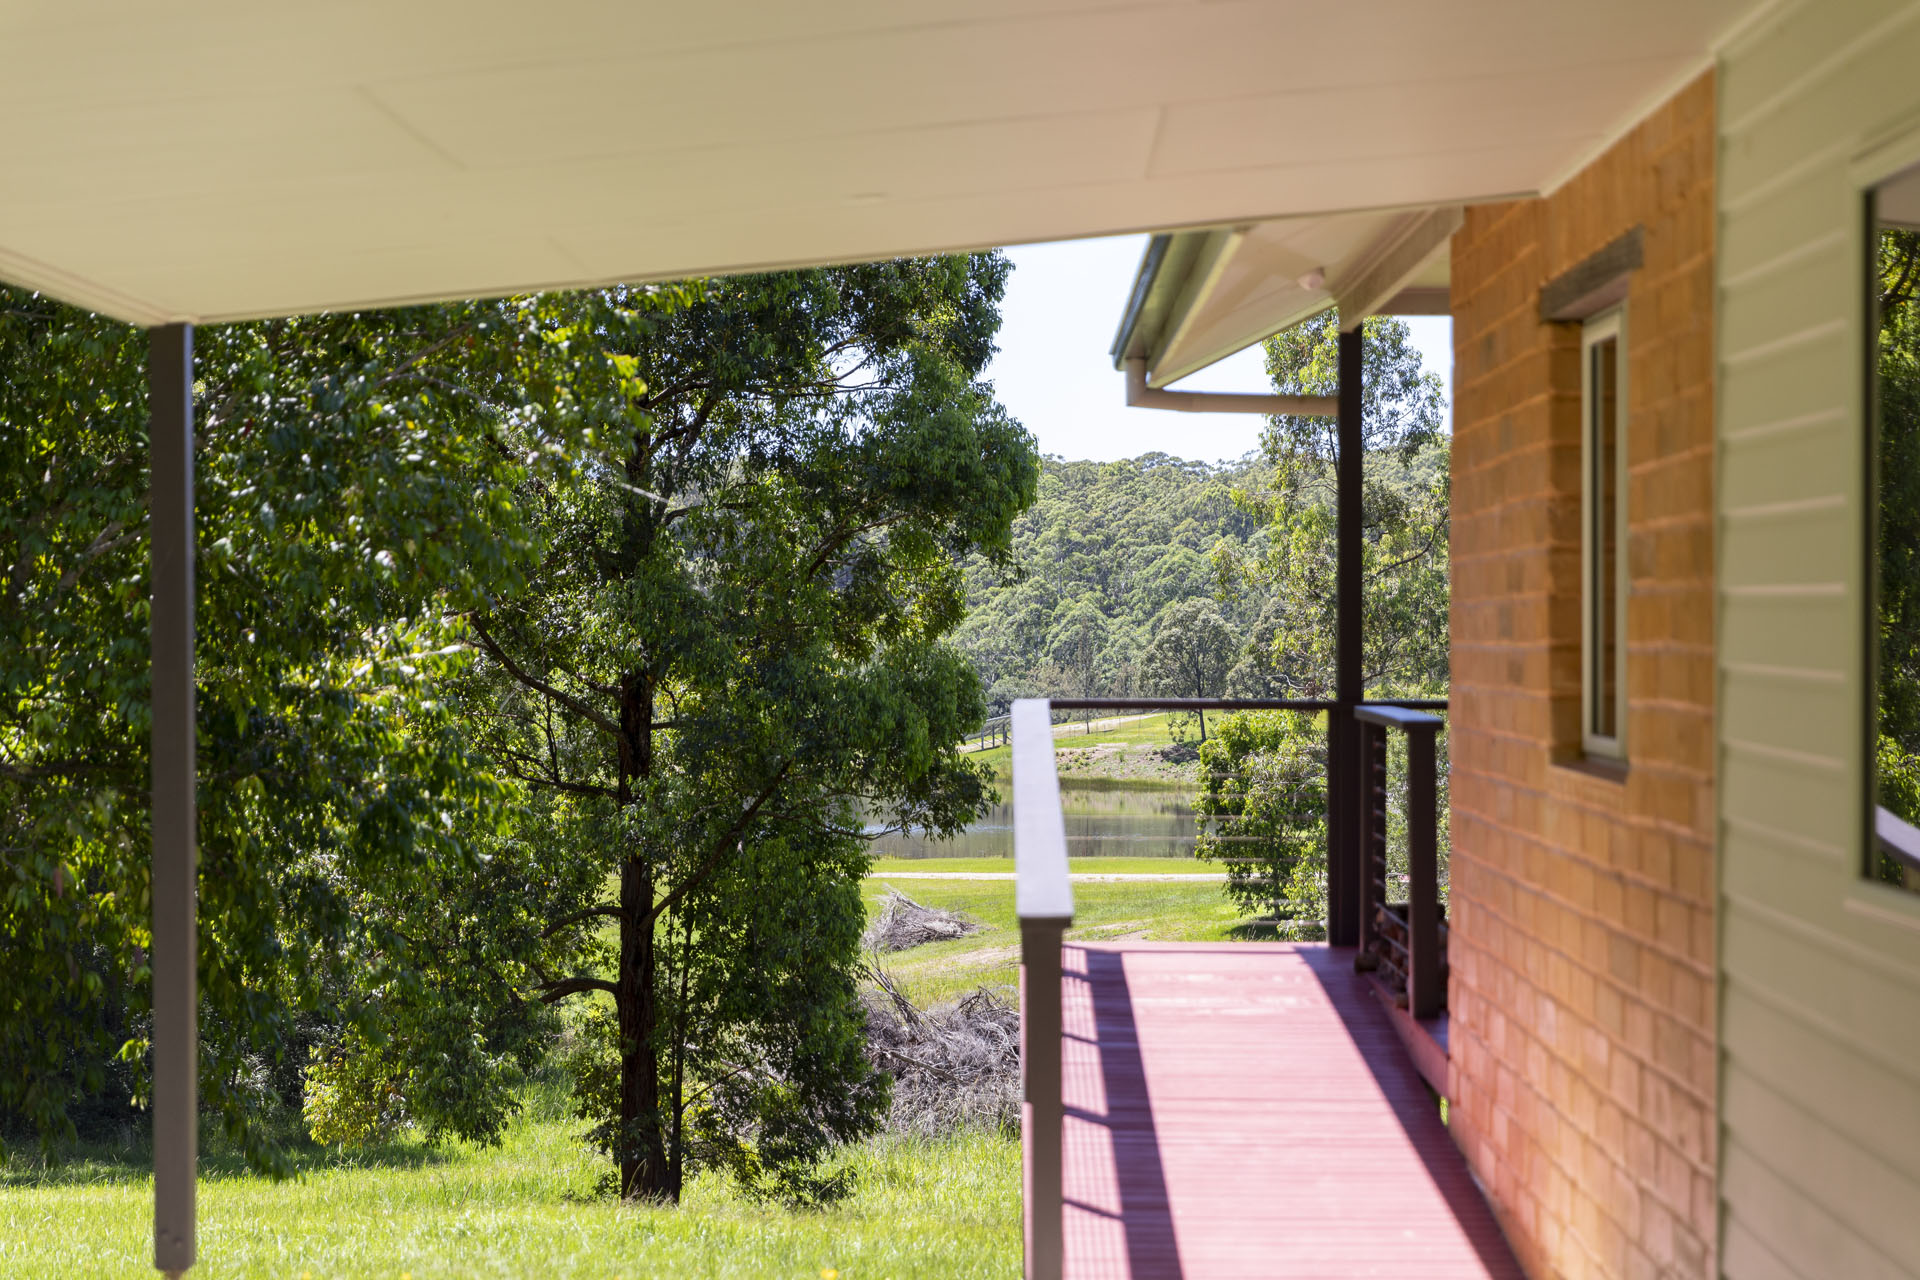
[1194,711,1326,930]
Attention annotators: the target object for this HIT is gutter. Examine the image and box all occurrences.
[1124,357,1337,417]
[1109,234,1172,364]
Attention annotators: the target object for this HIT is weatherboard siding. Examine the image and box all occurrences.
[1716,2,1920,1277]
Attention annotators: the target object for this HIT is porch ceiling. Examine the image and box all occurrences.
[0,0,1757,326]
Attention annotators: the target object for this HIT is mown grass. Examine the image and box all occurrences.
[868,856,1208,876]
[1,873,1256,1278]
[0,1098,1018,1279]
[863,875,1247,1005]
[961,712,1195,782]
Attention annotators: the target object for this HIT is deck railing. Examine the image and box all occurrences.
[1354,704,1447,1020]
[1012,699,1073,1280]
[1013,694,1447,1278]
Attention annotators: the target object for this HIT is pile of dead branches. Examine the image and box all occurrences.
[863,966,1020,1136]
[860,888,982,952]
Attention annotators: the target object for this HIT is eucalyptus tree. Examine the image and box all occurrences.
[1217,313,1450,699]
[0,290,555,1167]
[1143,598,1236,739]
[457,259,1038,1201]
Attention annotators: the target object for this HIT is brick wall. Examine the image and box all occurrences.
[1446,72,1716,1280]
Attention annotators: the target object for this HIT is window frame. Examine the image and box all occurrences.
[1846,130,1920,927]
[1580,306,1629,760]
[1866,181,1920,893]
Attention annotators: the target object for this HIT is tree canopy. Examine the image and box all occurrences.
[432,259,1039,1201]
[951,453,1270,710]
[0,259,1038,1202]
[0,292,559,1168]
[1875,228,1920,889]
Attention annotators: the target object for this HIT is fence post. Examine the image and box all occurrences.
[1406,722,1442,1019]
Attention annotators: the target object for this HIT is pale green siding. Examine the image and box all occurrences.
[1718,0,1920,1275]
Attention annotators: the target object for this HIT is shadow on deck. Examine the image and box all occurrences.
[1056,941,1521,1279]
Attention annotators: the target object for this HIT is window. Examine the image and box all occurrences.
[1869,162,1920,893]
[1582,308,1627,758]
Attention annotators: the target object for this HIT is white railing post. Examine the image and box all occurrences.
[1013,698,1072,1280]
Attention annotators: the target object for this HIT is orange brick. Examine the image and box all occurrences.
[1446,65,1717,1280]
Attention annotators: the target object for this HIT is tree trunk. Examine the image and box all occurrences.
[615,670,671,1201]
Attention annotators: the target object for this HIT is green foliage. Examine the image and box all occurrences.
[0,259,1035,1198]
[955,316,1447,714]
[1193,713,1326,925]
[1044,600,1111,700]
[302,1028,409,1148]
[0,291,560,1170]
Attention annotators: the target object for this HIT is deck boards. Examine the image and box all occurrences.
[1055,942,1521,1279]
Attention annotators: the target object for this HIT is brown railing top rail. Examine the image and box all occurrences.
[1047,697,1447,713]
[1353,704,1446,732]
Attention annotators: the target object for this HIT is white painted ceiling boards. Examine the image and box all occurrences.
[0,1,1759,325]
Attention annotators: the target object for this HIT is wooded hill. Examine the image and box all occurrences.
[951,453,1262,709]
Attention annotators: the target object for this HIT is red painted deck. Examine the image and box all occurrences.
[1056,942,1521,1278]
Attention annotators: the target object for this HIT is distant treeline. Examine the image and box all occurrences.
[952,453,1265,711]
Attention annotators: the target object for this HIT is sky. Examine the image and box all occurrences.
[981,235,1452,465]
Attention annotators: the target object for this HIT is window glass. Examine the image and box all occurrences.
[1583,311,1626,757]
[1872,163,1920,892]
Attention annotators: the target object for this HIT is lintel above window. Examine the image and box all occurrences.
[1541,227,1644,323]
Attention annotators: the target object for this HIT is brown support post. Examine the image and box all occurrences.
[150,324,197,1277]
[1327,323,1365,946]
[1405,722,1442,1019]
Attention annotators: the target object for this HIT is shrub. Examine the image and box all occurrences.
[1194,711,1326,930]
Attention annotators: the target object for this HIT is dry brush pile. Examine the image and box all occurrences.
[863,966,1020,1136]
[860,888,983,951]
[858,890,1018,1135]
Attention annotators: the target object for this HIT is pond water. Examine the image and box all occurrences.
[867,782,1198,859]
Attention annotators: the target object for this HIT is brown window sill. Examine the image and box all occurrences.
[1552,755,1628,785]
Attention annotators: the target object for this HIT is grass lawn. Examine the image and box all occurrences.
[864,875,1249,1005]
[2,874,1258,1278]
[868,856,1206,876]
[960,712,1201,785]
[0,1100,1018,1280]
